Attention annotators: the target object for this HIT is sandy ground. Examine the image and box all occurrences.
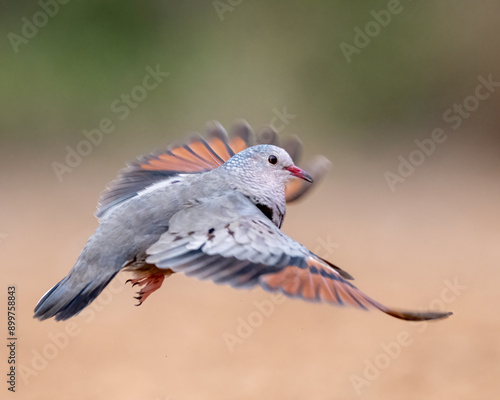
[1,136,499,399]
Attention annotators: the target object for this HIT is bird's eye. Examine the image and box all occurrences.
[268,155,278,165]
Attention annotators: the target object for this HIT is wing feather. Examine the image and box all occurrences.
[96,121,330,218]
[146,192,452,321]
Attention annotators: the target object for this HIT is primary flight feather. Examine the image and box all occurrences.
[34,121,452,322]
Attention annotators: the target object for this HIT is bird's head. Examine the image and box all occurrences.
[221,144,313,196]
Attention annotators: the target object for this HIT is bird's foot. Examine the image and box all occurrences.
[126,273,165,306]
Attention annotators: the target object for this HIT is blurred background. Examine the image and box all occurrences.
[1,1,499,399]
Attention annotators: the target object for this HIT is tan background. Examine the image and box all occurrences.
[1,1,500,399]
[2,133,499,399]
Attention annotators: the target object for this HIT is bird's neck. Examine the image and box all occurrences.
[216,166,287,228]
[246,194,286,228]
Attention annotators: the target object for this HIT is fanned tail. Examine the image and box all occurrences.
[34,262,118,321]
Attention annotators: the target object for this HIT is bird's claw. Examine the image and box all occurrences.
[126,278,142,287]
[126,273,165,306]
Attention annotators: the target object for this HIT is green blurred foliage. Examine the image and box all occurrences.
[1,0,499,146]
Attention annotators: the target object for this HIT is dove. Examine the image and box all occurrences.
[34,121,452,322]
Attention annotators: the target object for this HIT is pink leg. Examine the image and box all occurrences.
[126,273,165,306]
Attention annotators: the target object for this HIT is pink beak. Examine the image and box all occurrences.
[286,165,313,183]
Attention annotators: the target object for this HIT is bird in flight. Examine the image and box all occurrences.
[34,121,452,322]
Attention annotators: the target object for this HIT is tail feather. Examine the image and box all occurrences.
[34,270,118,321]
[380,308,453,321]
[360,292,452,321]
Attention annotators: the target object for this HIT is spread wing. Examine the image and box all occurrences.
[146,192,451,321]
[96,121,330,218]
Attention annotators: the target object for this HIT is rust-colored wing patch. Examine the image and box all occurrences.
[284,179,304,203]
[259,256,452,321]
[187,138,226,168]
[96,121,330,218]
[138,123,239,173]
[141,150,213,172]
[260,257,375,307]
[230,135,249,154]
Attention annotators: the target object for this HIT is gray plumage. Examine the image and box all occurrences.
[34,122,452,322]
[35,144,300,320]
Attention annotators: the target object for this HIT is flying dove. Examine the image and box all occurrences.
[34,121,452,322]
